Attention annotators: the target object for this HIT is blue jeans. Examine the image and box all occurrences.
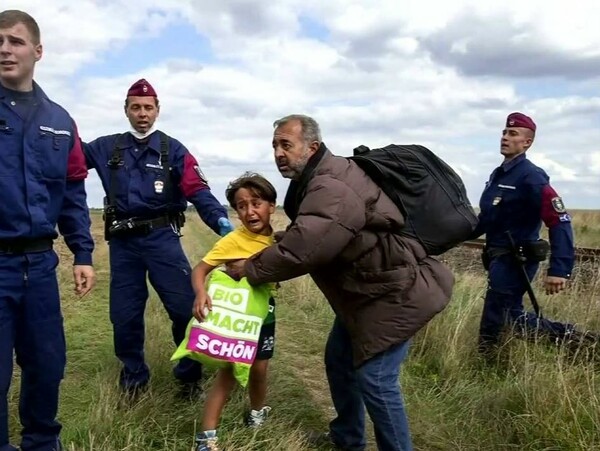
[325,318,412,451]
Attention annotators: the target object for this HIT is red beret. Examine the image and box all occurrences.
[506,112,536,132]
[126,78,157,97]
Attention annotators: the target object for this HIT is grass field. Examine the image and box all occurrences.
[6,209,600,450]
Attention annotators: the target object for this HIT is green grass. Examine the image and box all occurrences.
[6,211,600,450]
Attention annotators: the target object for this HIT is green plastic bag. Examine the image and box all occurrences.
[171,270,271,387]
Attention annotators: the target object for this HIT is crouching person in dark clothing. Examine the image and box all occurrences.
[234,114,454,451]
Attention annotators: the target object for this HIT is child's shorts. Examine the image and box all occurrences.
[256,297,276,360]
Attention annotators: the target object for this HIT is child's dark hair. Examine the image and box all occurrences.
[225,172,277,209]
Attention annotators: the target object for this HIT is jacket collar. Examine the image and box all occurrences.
[283,142,330,221]
[118,130,163,154]
[500,152,527,173]
[0,80,48,102]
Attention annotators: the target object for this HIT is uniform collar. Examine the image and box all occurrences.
[0,80,48,102]
[500,152,527,173]
[122,130,162,153]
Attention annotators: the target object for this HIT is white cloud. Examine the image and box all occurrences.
[3,0,600,209]
[4,0,185,76]
[528,153,577,182]
[588,153,600,174]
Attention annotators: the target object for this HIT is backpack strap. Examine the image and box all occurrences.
[157,131,173,212]
[107,131,173,213]
[107,134,126,211]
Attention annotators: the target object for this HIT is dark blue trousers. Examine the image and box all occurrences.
[109,228,202,390]
[479,255,572,349]
[325,318,412,451]
[0,251,64,451]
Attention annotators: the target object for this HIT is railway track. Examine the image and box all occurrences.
[459,239,600,262]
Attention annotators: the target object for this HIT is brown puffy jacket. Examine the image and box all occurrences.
[245,146,454,366]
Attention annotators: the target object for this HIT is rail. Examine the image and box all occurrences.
[459,239,600,262]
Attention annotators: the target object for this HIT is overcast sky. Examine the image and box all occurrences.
[6,0,600,209]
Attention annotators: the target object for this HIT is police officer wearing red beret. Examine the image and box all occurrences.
[0,9,95,451]
[83,79,233,396]
[472,112,580,353]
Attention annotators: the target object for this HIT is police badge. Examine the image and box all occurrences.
[154,180,164,194]
[492,196,502,206]
[551,197,566,213]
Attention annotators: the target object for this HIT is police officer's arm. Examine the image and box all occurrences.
[244,176,366,284]
[80,138,100,170]
[172,143,228,235]
[469,214,485,240]
[531,181,575,280]
[57,124,95,267]
[469,171,497,240]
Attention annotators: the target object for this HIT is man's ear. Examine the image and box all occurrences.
[308,141,320,156]
[34,44,43,62]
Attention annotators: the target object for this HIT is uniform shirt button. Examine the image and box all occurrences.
[10,101,16,106]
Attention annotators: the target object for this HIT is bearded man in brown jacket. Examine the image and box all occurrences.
[237,114,453,451]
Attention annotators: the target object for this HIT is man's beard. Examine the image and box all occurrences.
[277,148,311,180]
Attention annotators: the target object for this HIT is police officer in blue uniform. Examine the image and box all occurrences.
[473,112,579,353]
[83,79,233,396]
[0,10,96,451]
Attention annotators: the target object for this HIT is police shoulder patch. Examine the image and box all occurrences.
[551,196,566,213]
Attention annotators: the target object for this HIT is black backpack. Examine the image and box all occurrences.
[349,144,478,255]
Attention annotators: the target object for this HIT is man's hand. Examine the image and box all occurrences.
[193,292,212,322]
[73,265,95,297]
[544,275,567,295]
[225,259,247,281]
[274,230,286,243]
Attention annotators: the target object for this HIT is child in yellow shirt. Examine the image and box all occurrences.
[192,172,277,451]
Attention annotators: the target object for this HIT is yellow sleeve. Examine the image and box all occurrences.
[202,228,273,267]
[202,233,242,267]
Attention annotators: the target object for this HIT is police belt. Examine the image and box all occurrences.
[108,214,175,237]
[483,246,512,259]
[0,237,54,255]
[485,239,549,261]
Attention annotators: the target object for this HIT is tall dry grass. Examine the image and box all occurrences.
[5,210,600,450]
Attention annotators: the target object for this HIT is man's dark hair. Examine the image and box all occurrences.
[226,172,277,209]
[0,10,41,45]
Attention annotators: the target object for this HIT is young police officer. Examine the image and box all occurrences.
[83,79,233,396]
[473,112,581,353]
[0,9,95,451]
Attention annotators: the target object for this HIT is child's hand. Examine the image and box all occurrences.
[193,292,212,322]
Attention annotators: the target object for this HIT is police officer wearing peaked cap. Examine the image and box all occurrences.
[472,111,584,353]
[82,78,233,396]
[0,9,95,451]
